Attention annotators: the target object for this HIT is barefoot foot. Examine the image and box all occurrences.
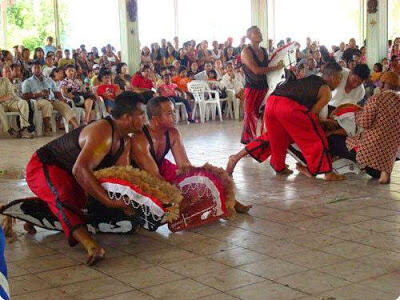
[235,200,252,214]
[379,171,390,184]
[324,172,345,181]
[86,247,105,266]
[276,167,293,176]
[296,163,312,178]
[23,222,37,234]
[226,155,239,177]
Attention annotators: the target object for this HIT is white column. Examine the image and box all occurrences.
[359,0,366,46]
[53,0,61,48]
[366,0,388,68]
[174,0,179,37]
[267,0,276,43]
[251,0,268,47]
[118,0,141,75]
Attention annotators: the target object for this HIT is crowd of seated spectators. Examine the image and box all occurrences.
[0,34,399,139]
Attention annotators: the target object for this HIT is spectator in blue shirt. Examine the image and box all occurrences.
[43,36,57,57]
[22,62,55,135]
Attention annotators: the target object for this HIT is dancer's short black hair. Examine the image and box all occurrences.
[353,63,370,80]
[322,62,343,77]
[146,96,172,120]
[246,26,259,36]
[111,92,144,119]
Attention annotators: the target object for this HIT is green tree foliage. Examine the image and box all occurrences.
[6,0,34,28]
[5,0,69,52]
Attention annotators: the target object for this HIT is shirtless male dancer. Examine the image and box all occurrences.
[240,26,284,144]
[227,62,345,181]
[131,96,252,213]
[25,92,146,265]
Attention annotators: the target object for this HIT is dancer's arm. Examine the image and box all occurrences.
[312,85,332,115]
[115,137,131,166]
[130,134,164,180]
[241,47,284,75]
[72,122,127,209]
[169,128,191,169]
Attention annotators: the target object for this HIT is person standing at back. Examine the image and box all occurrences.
[43,36,56,57]
[240,26,284,144]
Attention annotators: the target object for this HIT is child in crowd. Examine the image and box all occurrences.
[42,55,55,77]
[173,67,190,92]
[370,63,383,85]
[96,70,121,112]
[158,74,194,122]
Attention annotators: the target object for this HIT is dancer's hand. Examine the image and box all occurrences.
[320,119,338,130]
[276,60,284,70]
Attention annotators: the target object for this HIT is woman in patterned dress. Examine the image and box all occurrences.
[345,72,400,184]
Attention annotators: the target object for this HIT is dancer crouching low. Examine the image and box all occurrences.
[227,62,345,181]
[24,92,146,265]
[131,96,252,213]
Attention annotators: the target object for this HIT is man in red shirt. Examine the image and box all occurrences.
[97,70,121,112]
[131,64,155,103]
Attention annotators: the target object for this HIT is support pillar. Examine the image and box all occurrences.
[53,0,61,48]
[118,0,141,75]
[359,0,366,47]
[366,0,388,68]
[250,0,268,48]
[173,0,179,37]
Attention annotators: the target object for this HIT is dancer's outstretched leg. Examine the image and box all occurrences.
[226,149,247,176]
[73,227,105,266]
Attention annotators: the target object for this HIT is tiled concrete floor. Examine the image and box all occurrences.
[1,120,400,299]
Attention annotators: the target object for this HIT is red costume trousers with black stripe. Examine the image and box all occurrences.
[246,95,332,175]
[241,87,268,144]
[26,153,87,246]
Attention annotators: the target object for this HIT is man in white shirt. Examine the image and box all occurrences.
[220,63,244,94]
[329,64,370,109]
[194,63,213,81]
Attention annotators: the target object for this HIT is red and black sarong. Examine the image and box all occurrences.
[241,87,268,144]
[26,153,87,246]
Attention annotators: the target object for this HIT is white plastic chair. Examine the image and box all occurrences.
[96,97,109,119]
[30,100,59,136]
[225,89,241,120]
[174,102,188,122]
[3,106,63,136]
[50,111,69,133]
[92,86,110,119]
[5,112,20,131]
[188,80,223,123]
[60,90,86,128]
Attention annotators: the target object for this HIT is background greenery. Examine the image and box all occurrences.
[6,0,68,51]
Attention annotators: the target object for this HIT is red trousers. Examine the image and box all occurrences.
[159,159,177,183]
[245,133,271,163]
[263,95,332,175]
[241,87,268,144]
[26,153,87,246]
